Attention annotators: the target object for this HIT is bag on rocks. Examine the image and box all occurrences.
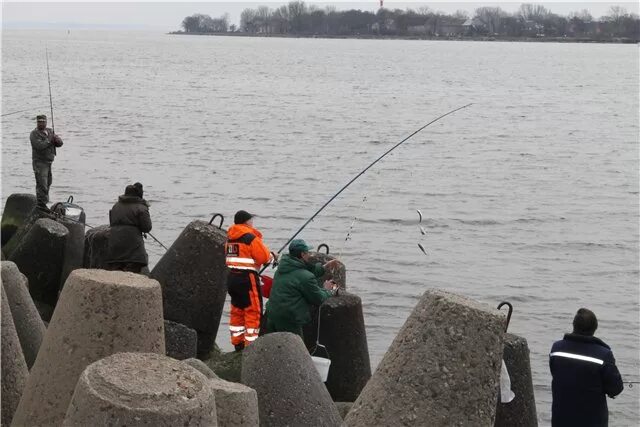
[51,196,85,223]
[500,359,515,403]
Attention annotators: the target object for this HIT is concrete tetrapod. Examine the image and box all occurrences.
[183,358,259,427]
[57,218,85,288]
[12,269,165,427]
[82,225,110,269]
[63,352,217,426]
[164,319,198,360]
[1,193,36,247]
[344,288,507,426]
[495,333,538,427]
[1,261,45,369]
[9,218,68,311]
[241,332,342,427]
[305,292,371,402]
[307,251,346,289]
[1,284,28,427]
[1,204,50,259]
[151,220,228,357]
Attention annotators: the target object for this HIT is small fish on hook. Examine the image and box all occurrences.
[416,209,423,223]
[419,226,427,235]
[418,243,428,255]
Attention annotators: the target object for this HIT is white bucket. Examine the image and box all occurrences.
[311,356,331,382]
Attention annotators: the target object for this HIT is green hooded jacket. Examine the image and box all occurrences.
[266,254,332,326]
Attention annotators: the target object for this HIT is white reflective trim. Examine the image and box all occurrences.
[550,352,604,365]
[228,266,258,272]
[226,257,256,264]
[232,331,245,337]
[247,328,260,334]
[229,326,245,332]
[245,335,258,341]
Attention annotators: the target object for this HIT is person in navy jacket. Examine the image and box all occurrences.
[549,308,624,426]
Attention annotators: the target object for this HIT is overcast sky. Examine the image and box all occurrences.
[2,1,638,31]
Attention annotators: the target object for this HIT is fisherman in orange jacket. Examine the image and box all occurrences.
[225,210,275,351]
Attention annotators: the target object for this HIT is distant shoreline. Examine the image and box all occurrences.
[168,31,638,44]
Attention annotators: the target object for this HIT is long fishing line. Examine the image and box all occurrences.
[259,103,473,274]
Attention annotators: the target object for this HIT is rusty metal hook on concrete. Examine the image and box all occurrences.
[317,243,330,254]
[209,213,224,229]
[497,301,513,332]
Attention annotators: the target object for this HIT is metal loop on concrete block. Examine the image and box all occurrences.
[209,213,224,229]
[497,301,513,332]
[317,243,330,254]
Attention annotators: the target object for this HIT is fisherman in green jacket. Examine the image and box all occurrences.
[266,239,339,337]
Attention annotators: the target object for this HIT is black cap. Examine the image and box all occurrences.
[133,182,143,198]
[234,210,254,224]
[124,185,138,197]
[36,115,47,122]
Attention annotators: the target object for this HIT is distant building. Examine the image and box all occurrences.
[437,21,466,36]
[462,18,486,35]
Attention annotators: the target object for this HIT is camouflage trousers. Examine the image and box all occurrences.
[32,160,53,206]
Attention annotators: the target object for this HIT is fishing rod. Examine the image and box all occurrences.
[49,210,169,251]
[45,47,55,133]
[260,102,473,273]
[1,106,50,117]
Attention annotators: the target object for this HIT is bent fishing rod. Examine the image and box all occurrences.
[49,211,169,251]
[45,47,55,133]
[260,102,473,273]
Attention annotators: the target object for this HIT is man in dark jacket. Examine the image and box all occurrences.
[549,308,624,427]
[30,114,63,209]
[107,184,152,273]
[266,239,339,337]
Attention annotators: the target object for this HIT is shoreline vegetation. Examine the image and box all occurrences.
[168,31,638,44]
[172,2,640,44]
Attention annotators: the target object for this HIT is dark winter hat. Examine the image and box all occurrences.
[289,239,313,257]
[234,210,254,224]
[124,185,138,197]
[36,115,47,122]
[572,308,598,336]
[133,182,143,198]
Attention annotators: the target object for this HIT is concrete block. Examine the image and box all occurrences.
[9,218,68,311]
[306,292,371,402]
[1,193,36,247]
[151,220,228,357]
[1,261,45,369]
[184,357,258,426]
[58,217,85,288]
[344,288,506,426]
[82,225,110,269]
[205,348,243,383]
[1,204,49,259]
[307,251,346,289]
[495,333,538,427]
[241,332,342,427]
[184,358,220,379]
[12,269,165,426]
[336,402,353,420]
[165,319,198,360]
[210,377,259,427]
[1,283,28,427]
[63,352,217,426]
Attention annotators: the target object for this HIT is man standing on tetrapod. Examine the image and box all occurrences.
[30,114,63,211]
[225,210,276,351]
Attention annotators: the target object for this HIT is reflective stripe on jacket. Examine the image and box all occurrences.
[225,223,271,272]
[549,333,624,427]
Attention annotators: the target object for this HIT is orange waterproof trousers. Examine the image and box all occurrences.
[227,270,262,348]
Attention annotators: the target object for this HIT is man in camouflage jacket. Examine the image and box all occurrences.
[30,114,63,208]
